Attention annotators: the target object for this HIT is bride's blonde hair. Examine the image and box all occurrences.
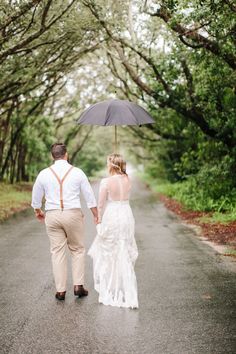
[107,153,127,176]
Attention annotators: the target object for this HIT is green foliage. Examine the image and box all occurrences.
[199,211,236,224]
[145,174,236,213]
[173,180,236,213]
[127,0,236,214]
[25,116,55,179]
[72,126,115,177]
[75,150,104,178]
[141,116,236,213]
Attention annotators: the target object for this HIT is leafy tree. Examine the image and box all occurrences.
[81,0,236,210]
[0,0,101,182]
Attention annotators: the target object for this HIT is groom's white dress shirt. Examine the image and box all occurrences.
[31,159,97,211]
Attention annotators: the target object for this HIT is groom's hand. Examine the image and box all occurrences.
[34,208,45,222]
[94,215,99,225]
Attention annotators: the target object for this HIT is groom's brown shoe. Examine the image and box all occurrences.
[74,285,88,298]
[55,291,66,301]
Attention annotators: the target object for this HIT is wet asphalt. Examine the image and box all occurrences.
[0,178,236,354]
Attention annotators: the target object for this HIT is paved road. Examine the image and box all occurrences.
[0,178,235,354]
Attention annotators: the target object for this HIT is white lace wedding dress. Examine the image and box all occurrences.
[88,174,138,309]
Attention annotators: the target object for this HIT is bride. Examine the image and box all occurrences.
[88,153,138,309]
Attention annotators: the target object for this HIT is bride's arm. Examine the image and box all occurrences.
[98,178,108,223]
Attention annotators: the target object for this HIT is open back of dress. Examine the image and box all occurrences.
[107,175,131,201]
[98,175,131,220]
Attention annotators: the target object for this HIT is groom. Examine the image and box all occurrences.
[31,143,98,300]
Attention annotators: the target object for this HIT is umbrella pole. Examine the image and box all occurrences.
[114,125,118,152]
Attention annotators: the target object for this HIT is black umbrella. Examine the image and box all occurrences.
[77,99,154,151]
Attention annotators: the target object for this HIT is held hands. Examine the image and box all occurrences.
[93,215,100,225]
[90,207,99,225]
[34,209,45,222]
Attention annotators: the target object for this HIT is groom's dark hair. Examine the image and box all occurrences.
[51,143,67,159]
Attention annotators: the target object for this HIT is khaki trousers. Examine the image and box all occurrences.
[45,209,85,292]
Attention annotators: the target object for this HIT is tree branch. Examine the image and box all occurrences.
[148,5,236,70]
[70,127,93,164]
[0,0,42,32]
[0,0,76,63]
[113,43,158,100]
[223,0,236,12]
[41,0,53,28]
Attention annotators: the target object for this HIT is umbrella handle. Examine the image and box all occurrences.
[114,125,118,152]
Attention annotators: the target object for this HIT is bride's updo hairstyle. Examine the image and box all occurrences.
[107,153,127,176]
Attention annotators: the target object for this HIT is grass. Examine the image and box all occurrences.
[0,182,32,222]
[198,211,236,224]
[138,171,236,224]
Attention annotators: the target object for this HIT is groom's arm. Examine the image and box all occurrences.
[31,173,45,222]
[80,171,98,224]
[90,207,99,224]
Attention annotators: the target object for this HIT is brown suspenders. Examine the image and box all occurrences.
[49,166,74,210]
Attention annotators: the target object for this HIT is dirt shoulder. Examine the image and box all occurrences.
[159,194,236,257]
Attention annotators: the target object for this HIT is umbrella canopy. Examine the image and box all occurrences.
[77,99,154,126]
